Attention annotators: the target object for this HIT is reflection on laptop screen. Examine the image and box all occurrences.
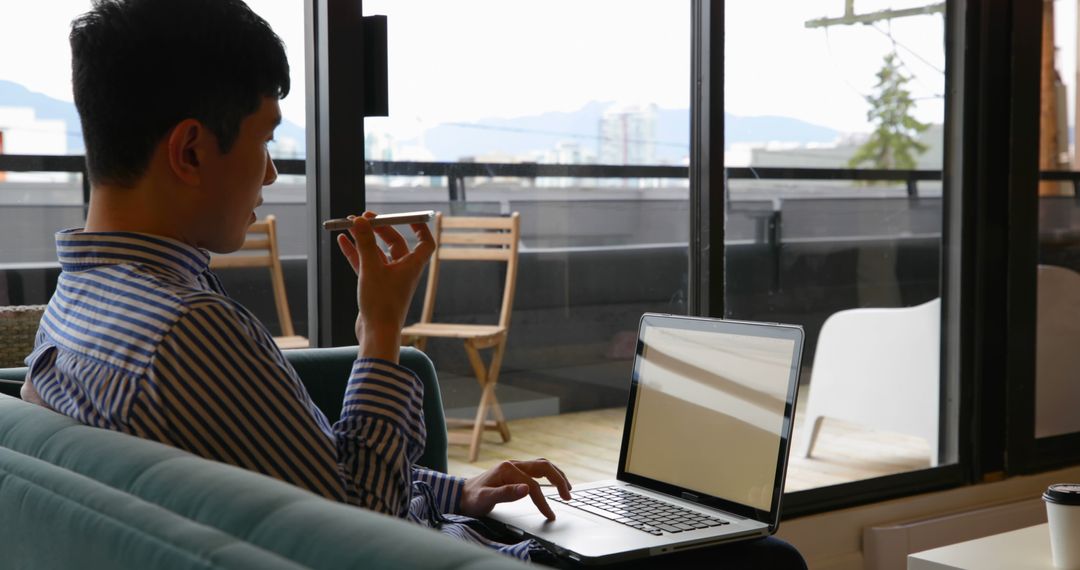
[623,324,796,512]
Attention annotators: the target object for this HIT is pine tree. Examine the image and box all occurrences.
[849,52,929,170]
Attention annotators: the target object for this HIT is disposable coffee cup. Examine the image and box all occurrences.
[1043,484,1080,569]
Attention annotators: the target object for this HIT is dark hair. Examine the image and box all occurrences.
[71,0,290,186]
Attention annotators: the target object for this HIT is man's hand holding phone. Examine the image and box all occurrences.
[334,211,435,363]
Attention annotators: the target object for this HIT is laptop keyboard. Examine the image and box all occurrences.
[549,486,730,536]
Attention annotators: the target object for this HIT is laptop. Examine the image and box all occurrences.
[488,313,805,565]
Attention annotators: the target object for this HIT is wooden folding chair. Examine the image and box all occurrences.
[402,212,521,462]
[209,215,309,350]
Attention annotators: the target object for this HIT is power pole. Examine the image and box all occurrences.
[809,1,1068,195]
[805,0,944,29]
[804,0,944,173]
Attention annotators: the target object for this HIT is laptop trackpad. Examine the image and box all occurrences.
[502,508,602,541]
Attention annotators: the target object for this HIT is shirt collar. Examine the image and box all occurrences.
[55,228,212,281]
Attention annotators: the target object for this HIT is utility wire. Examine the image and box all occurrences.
[869,22,945,75]
[873,21,941,100]
[822,26,874,102]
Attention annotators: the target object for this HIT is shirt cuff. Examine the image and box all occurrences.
[341,357,426,447]
[413,467,467,514]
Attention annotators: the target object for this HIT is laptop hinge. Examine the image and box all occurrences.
[681,491,700,503]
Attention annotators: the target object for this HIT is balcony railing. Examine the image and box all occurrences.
[0,154,953,203]
[6,153,1080,189]
[3,154,1078,399]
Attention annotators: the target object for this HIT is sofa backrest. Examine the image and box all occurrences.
[0,394,521,569]
[0,345,448,473]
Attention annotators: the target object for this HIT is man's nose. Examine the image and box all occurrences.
[264,150,278,186]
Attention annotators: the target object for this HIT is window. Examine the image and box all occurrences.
[724,0,950,492]
[361,0,691,475]
[0,2,96,318]
[0,1,311,345]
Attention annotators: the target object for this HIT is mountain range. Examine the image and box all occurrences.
[1,79,840,160]
[418,101,840,162]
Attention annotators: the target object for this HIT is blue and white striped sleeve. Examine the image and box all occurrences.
[413,467,466,514]
[336,357,428,515]
[146,298,428,517]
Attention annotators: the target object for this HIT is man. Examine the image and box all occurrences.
[21,0,568,562]
[22,0,805,566]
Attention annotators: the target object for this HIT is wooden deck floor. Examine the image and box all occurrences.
[446,400,931,492]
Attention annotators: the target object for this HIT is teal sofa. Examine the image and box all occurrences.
[0,346,525,569]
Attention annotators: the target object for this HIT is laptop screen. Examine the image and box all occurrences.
[620,315,802,515]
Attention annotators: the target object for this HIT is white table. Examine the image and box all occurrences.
[908,523,1055,569]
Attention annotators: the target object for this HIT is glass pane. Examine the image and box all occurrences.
[0,1,310,356]
[1036,0,1080,439]
[0,1,96,367]
[363,0,690,478]
[725,1,948,490]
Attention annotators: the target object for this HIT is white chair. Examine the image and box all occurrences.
[798,298,941,466]
[1036,264,1080,438]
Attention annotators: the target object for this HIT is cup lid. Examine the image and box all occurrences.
[1043,484,1080,506]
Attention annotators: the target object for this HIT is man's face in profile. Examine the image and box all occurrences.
[193,96,281,253]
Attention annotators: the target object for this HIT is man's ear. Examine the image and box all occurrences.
[166,119,207,186]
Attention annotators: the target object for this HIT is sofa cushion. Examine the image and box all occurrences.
[0,447,304,570]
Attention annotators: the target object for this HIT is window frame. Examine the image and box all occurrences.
[305,0,369,347]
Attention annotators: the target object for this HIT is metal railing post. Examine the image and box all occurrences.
[907,178,919,198]
[769,205,782,294]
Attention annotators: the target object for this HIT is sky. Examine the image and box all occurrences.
[0,0,1072,143]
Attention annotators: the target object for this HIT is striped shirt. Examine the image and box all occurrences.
[26,229,537,561]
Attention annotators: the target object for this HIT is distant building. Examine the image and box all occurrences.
[537,141,598,188]
[547,141,593,165]
[598,103,659,189]
[598,103,657,166]
[364,132,395,162]
[0,107,68,182]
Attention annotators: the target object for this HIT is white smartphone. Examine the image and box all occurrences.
[322,210,436,231]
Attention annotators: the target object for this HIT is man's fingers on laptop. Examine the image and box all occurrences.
[500,461,556,520]
[486,483,530,505]
[548,461,572,492]
[526,480,556,521]
[512,459,572,499]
